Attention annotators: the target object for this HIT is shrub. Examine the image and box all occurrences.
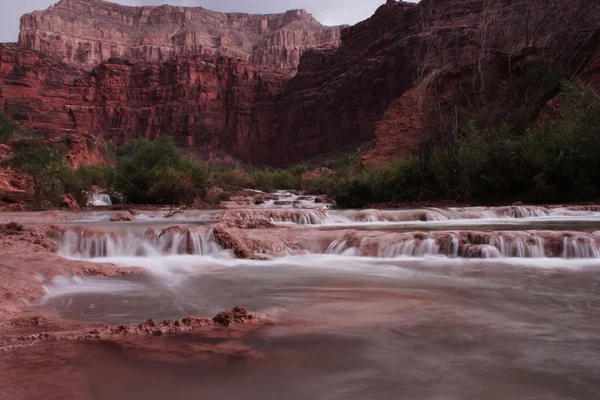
[8,139,72,209]
[0,112,20,144]
[114,137,209,204]
[212,168,255,191]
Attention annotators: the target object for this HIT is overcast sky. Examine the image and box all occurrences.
[0,0,417,43]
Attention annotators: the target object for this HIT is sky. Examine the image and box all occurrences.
[0,0,416,43]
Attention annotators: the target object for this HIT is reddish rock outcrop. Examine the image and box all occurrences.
[60,194,80,212]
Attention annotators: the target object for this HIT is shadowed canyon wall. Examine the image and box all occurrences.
[0,0,599,166]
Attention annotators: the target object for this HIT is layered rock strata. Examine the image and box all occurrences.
[1,0,599,165]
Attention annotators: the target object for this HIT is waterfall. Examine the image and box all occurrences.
[59,228,222,259]
[328,231,600,259]
[562,237,600,259]
[88,194,113,207]
[223,209,330,225]
[326,240,358,256]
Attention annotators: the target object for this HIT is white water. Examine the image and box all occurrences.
[220,205,600,227]
[259,190,331,209]
[40,253,600,304]
[325,231,600,259]
[88,194,113,207]
[58,228,223,259]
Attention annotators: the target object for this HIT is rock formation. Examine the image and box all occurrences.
[19,0,341,69]
[0,0,344,164]
[0,0,599,166]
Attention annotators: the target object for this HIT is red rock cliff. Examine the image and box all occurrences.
[1,0,343,164]
[1,0,599,166]
[268,0,600,165]
[19,0,341,69]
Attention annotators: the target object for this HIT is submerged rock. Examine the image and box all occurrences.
[110,213,134,222]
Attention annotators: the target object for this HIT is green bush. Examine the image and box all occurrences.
[211,168,255,191]
[8,139,72,209]
[519,80,600,201]
[114,137,209,204]
[0,112,20,144]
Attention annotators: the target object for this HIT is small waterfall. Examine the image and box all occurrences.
[562,237,600,259]
[59,228,221,259]
[488,235,545,258]
[88,194,113,207]
[379,238,440,258]
[326,240,358,256]
[222,209,330,225]
[326,231,600,259]
[334,205,576,223]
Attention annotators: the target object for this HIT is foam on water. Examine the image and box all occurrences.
[58,228,223,259]
[88,194,113,207]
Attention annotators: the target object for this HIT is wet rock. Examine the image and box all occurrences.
[223,219,276,229]
[111,213,134,222]
[212,225,255,259]
[213,307,253,326]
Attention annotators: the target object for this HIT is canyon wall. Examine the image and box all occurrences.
[0,0,599,166]
[19,0,342,69]
[1,0,343,163]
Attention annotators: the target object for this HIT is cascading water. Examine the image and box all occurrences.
[321,231,600,259]
[222,209,331,225]
[562,236,600,258]
[88,194,113,207]
[219,205,600,226]
[59,228,222,259]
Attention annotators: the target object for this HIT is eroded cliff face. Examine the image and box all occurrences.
[268,0,600,165]
[19,0,342,69]
[1,0,599,166]
[1,0,343,163]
